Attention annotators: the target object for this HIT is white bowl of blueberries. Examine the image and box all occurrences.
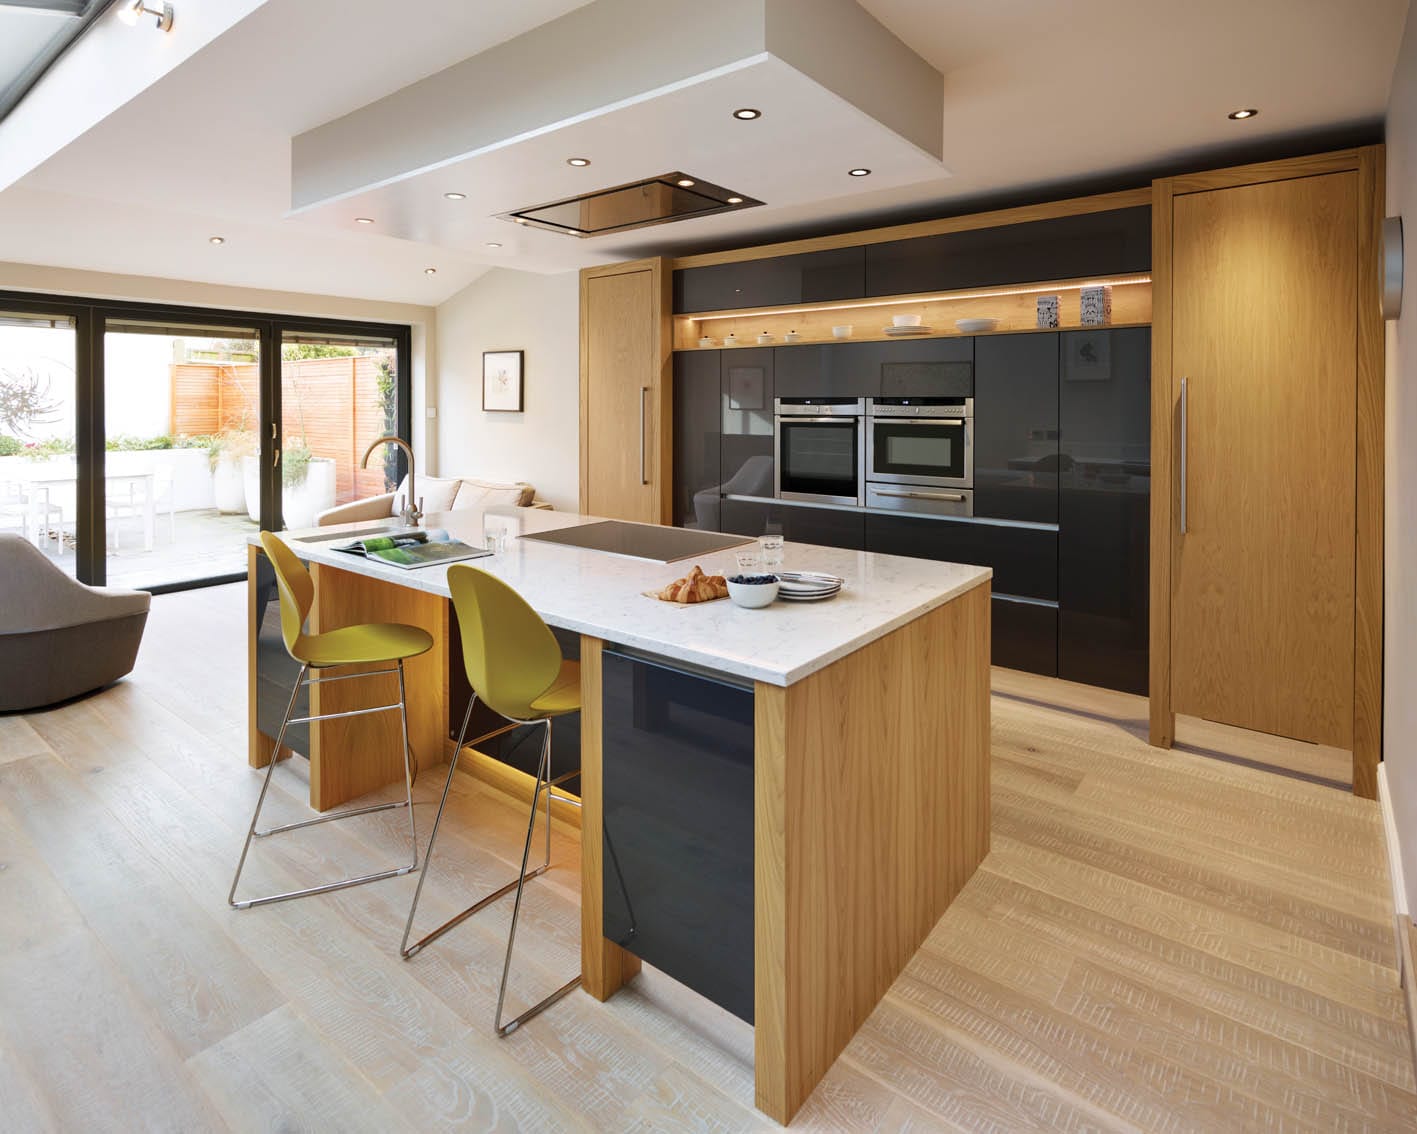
[727,573,780,608]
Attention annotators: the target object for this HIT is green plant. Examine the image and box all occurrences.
[281,343,358,361]
[21,436,75,461]
[105,433,174,452]
[281,438,314,488]
[0,435,23,456]
[205,429,256,472]
[375,354,399,488]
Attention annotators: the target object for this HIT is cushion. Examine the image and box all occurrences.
[452,478,535,510]
[392,475,461,516]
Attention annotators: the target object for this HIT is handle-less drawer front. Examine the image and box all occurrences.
[600,648,755,1022]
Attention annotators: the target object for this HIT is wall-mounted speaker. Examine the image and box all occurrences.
[1383,216,1403,320]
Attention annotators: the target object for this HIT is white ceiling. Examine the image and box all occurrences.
[0,0,1408,306]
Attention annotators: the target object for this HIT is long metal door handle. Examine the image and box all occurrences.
[1179,377,1188,535]
[272,447,280,469]
[874,489,966,502]
[639,387,649,486]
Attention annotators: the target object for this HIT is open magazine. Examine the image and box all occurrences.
[331,528,491,570]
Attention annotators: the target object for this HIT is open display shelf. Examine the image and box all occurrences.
[672,274,1152,350]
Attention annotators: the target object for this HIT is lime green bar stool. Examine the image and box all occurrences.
[228,532,433,910]
[401,564,581,1036]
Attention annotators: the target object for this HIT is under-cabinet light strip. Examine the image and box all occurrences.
[687,276,1152,322]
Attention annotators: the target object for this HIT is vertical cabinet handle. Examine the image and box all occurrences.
[272,447,281,469]
[639,387,649,486]
[1179,377,1188,535]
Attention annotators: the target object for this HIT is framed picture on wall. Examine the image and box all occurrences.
[482,350,524,412]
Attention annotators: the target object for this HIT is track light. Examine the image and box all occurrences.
[118,0,174,32]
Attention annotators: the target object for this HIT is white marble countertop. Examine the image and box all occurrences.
[257,508,991,687]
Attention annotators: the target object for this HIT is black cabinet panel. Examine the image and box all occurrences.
[720,498,865,550]
[1058,327,1150,694]
[674,351,722,529]
[974,333,1059,524]
[601,649,755,1023]
[993,597,1058,677]
[448,617,582,794]
[252,548,310,755]
[774,337,973,399]
[719,347,775,503]
[864,513,1056,600]
[865,207,1151,298]
[673,247,865,313]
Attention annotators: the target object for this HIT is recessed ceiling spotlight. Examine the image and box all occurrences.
[355,217,374,224]
[208,236,225,245]
[848,168,871,177]
[726,196,744,205]
[733,108,762,120]
[676,178,696,188]
[424,268,437,275]
[443,191,466,200]
[485,242,502,249]
[118,0,174,32]
[1228,108,1259,120]
[567,157,591,167]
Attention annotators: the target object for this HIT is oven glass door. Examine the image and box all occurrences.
[869,418,970,486]
[777,418,860,502]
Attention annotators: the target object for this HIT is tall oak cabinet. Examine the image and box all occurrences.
[579,258,672,524]
[1150,148,1385,797]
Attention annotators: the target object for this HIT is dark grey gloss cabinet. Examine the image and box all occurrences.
[673,351,721,528]
[863,513,1056,600]
[973,333,1059,524]
[719,348,775,503]
[865,206,1151,298]
[720,498,865,550]
[600,648,755,1022]
[672,246,865,313]
[1057,327,1150,694]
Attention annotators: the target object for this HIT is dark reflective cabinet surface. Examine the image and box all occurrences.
[600,648,755,1023]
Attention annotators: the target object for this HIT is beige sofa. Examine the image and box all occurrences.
[0,534,150,710]
[314,475,545,527]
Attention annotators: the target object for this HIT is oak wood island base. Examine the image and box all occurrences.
[246,506,992,1124]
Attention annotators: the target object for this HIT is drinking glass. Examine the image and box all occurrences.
[735,550,762,575]
[483,516,509,554]
[758,528,784,570]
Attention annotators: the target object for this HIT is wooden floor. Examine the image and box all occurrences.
[1,584,1411,1132]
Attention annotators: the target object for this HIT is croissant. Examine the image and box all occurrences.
[657,564,729,604]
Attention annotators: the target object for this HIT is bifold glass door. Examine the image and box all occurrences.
[102,318,264,589]
[0,309,80,575]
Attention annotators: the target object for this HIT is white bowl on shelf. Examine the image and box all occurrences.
[955,316,999,333]
[832,325,853,338]
[892,313,923,327]
[727,574,780,608]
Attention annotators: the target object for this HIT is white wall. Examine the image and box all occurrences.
[1385,7,1417,917]
[0,260,438,470]
[434,268,580,511]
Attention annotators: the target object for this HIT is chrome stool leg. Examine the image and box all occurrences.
[229,662,420,910]
[494,719,581,1036]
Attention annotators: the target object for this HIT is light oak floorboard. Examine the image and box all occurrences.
[0,585,1410,1131]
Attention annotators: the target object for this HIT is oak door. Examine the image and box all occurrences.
[1170,171,1357,747]
[582,266,660,523]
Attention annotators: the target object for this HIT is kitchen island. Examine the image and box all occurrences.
[246,506,991,1123]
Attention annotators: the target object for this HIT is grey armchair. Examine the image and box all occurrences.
[0,534,150,710]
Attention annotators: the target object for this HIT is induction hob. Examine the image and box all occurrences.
[518,520,754,564]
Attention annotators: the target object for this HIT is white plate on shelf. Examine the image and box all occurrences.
[954,317,999,333]
[882,325,933,337]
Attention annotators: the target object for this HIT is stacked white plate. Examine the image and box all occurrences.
[775,571,845,602]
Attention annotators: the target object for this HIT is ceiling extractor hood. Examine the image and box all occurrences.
[503,172,761,238]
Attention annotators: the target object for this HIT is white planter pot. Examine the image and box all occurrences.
[212,456,245,513]
[244,455,337,528]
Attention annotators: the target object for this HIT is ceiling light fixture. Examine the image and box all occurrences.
[424,268,437,276]
[355,217,374,224]
[118,0,174,31]
[567,157,591,167]
[485,242,502,248]
[443,191,466,200]
[1227,108,1259,120]
[848,168,871,177]
[208,236,225,245]
[733,108,762,120]
[726,196,744,205]
[676,178,696,188]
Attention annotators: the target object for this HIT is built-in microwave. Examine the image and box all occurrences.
[865,397,974,517]
[773,398,865,507]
